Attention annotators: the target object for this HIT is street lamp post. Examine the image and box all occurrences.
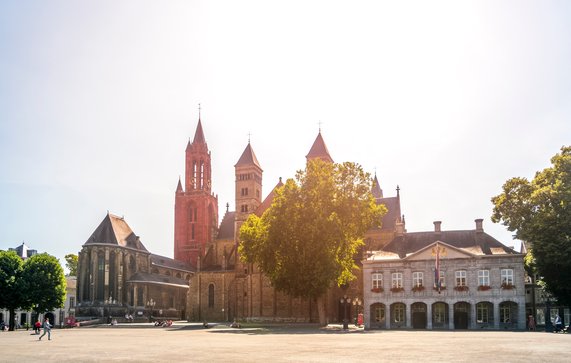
[146,298,156,323]
[340,295,351,330]
[352,297,362,326]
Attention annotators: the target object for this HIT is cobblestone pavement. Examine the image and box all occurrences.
[1,323,569,362]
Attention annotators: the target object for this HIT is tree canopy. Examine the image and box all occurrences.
[492,146,571,305]
[0,250,25,330]
[239,159,385,315]
[21,253,67,314]
[65,253,78,276]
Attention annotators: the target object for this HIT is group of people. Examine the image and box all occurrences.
[38,317,51,340]
[528,313,569,333]
[154,319,173,327]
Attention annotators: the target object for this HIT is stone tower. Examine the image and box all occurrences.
[234,142,263,238]
[174,118,218,266]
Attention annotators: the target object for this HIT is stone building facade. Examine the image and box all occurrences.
[363,220,526,330]
[76,214,193,321]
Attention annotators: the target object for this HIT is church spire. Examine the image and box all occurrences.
[192,119,206,144]
[372,173,383,199]
[306,130,333,163]
[176,176,183,193]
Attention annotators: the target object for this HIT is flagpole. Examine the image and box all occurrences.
[435,242,441,294]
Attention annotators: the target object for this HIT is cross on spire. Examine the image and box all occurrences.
[318,120,323,133]
[248,132,252,143]
[198,103,201,119]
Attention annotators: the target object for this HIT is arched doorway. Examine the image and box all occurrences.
[500,301,517,329]
[454,302,470,329]
[411,302,427,329]
[370,303,386,329]
[476,301,494,328]
[390,302,406,329]
[432,302,449,329]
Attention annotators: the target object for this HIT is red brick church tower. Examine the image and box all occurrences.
[174,117,218,266]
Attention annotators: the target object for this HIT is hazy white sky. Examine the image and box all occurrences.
[1,0,570,268]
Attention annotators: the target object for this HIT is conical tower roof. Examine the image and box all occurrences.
[192,119,206,144]
[372,174,383,199]
[306,131,333,163]
[235,142,262,170]
[176,177,183,193]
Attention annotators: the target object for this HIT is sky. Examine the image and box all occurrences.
[1,0,570,270]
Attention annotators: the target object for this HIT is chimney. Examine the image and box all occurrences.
[475,218,484,232]
[434,221,442,233]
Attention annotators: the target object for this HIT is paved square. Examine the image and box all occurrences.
[1,323,569,362]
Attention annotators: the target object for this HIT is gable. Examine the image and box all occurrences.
[404,241,475,261]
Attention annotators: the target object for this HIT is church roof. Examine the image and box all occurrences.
[126,272,189,289]
[9,242,37,259]
[150,254,194,272]
[217,211,236,240]
[382,229,519,258]
[193,119,206,144]
[235,142,262,169]
[372,175,383,199]
[84,213,148,252]
[306,132,333,163]
[255,177,284,216]
[376,196,401,231]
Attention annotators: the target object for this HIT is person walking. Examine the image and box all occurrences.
[39,317,51,340]
[527,314,535,331]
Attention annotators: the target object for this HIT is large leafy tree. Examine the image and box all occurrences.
[21,253,67,315]
[492,146,571,305]
[239,159,385,324]
[65,253,78,276]
[0,250,25,331]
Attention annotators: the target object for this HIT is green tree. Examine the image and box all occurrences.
[65,253,78,276]
[21,253,67,316]
[492,146,571,305]
[239,159,385,324]
[0,250,25,331]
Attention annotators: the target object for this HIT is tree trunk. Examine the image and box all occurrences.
[316,295,328,326]
[9,308,15,331]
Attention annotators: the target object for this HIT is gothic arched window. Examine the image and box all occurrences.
[208,284,215,308]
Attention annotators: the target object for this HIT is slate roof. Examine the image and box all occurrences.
[306,132,333,163]
[235,142,262,169]
[9,242,37,259]
[376,196,401,231]
[84,214,148,252]
[150,254,194,272]
[255,177,284,216]
[372,175,383,199]
[217,211,236,240]
[382,230,519,258]
[126,272,189,289]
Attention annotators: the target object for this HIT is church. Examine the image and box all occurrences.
[180,117,400,323]
[76,114,524,329]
